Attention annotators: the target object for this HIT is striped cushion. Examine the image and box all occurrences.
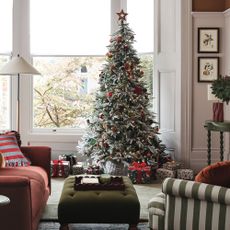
[1,131,21,147]
[0,134,30,167]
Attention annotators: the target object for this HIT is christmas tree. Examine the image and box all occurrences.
[80,10,165,168]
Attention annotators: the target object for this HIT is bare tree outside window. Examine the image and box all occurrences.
[33,55,153,129]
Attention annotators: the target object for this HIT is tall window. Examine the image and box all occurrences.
[0,0,12,130]
[30,0,153,131]
[128,0,154,95]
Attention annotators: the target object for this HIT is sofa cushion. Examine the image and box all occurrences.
[195,161,230,188]
[0,134,30,167]
[0,166,49,189]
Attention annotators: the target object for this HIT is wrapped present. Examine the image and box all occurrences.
[158,153,172,167]
[162,161,182,171]
[85,165,104,175]
[72,163,84,175]
[59,154,77,174]
[177,169,194,180]
[128,162,151,184]
[156,168,176,180]
[51,160,70,177]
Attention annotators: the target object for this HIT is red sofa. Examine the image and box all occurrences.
[0,146,51,230]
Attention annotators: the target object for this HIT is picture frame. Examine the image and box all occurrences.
[198,57,219,82]
[198,28,219,53]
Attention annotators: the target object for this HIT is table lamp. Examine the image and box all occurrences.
[0,54,40,131]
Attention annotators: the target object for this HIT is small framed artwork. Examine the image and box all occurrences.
[198,28,219,53]
[198,57,219,82]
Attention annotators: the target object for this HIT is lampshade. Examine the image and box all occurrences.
[0,55,40,75]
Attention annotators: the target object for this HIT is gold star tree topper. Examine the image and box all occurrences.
[117,9,128,22]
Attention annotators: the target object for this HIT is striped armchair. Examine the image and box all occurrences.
[148,178,230,230]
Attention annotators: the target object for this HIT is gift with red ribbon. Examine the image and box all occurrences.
[51,160,70,177]
[58,154,77,174]
[128,162,151,184]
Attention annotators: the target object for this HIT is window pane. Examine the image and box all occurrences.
[127,0,154,52]
[33,56,105,129]
[139,54,154,96]
[0,56,11,130]
[30,0,110,55]
[0,0,12,53]
[33,54,154,130]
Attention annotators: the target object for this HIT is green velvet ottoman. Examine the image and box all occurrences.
[58,176,140,230]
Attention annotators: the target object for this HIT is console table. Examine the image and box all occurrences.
[204,120,230,165]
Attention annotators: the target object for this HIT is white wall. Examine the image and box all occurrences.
[191,11,230,172]
[224,9,230,160]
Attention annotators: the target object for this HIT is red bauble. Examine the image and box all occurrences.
[116,36,122,42]
[133,86,143,95]
[111,126,117,133]
[124,62,130,70]
[103,142,109,148]
[107,92,113,97]
[124,44,129,50]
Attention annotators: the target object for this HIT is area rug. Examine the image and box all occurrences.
[38,222,149,230]
[41,177,162,221]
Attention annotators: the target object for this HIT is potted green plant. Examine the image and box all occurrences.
[211,75,230,122]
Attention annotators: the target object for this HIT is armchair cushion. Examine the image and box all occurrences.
[195,161,230,188]
[0,134,30,167]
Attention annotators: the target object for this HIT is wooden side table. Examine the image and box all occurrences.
[0,195,10,206]
[204,120,230,165]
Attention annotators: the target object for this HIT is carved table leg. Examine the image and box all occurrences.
[207,130,211,165]
[220,131,224,161]
[59,224,69,230]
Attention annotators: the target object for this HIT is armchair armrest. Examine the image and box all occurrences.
[148,192,165,216]
[20,146,51,192]
[162,178,230,205]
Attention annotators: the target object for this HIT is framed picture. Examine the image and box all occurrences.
[198,28,219,53]
[198,57,219,82]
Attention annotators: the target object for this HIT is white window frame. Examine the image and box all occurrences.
[13,0,154,146]
[0,53,16,131]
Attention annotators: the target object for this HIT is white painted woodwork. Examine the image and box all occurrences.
[154,0,183,160]
[224,9,230,160]
[159,71,176,132]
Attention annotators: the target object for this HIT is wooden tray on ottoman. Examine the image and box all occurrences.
[74,175,125,190]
